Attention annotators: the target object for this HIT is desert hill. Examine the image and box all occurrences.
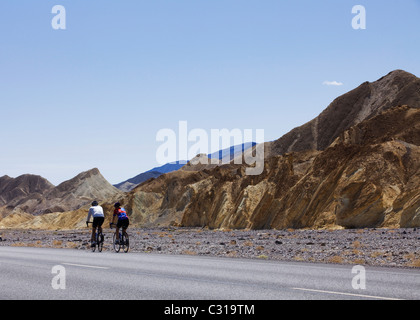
[36,168,122,214]
[122,105,420,229]
[0,168,122,217]
[263,70,420,158]
[0,174,54,207]
[0,174,55,219]
[119,70,420,230]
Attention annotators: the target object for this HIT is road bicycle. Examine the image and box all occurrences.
[110,223,129,253]
[86,221,104,252]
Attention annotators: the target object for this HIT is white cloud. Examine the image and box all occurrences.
[323,80,344,86]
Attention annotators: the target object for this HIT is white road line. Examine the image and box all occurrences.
[62,263,110,269]
[292,287,403,300]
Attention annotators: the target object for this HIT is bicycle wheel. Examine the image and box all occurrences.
[122,232,129,253]
[113,232,121,253]
[91,235,96,252]
[98,232,104,252]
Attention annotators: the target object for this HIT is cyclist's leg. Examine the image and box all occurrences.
[122,220,129,244]
[92,217,100,242]
[97,217,104,239]
[122,219,129,234]
[115,223,120,242]
[91,226,97,242]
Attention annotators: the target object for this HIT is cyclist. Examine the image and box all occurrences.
[86,200,105,247]
[111,202,129,244]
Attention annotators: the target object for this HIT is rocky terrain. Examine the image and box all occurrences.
[0,227,419,269]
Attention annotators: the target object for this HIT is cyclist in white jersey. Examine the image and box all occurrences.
[86,201,105,247]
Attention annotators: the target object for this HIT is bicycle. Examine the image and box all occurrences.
[86,221,104,252]
[110,223,129,253]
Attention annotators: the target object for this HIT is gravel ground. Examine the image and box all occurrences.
[0,227,419,268]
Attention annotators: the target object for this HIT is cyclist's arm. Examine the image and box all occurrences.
[111,213,117,225]
[87,208,93,223]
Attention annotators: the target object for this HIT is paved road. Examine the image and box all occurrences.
[0,247,419,300]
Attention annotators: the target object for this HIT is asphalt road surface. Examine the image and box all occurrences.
[0,247,419,300]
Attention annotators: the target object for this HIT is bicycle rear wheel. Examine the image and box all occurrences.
[98,232,104,252]
[122,232,129,253]
[113,232,121,253]
[91,235,96,252]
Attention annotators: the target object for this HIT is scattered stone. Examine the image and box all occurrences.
[0,227,418,268]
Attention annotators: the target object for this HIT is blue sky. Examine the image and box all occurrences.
[1,0,419,185]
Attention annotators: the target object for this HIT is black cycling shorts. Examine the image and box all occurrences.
[92,217,105,228]
[117,218,129,229]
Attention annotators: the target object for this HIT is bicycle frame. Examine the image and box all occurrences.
[110,223,129,253]
[87,221,104,252]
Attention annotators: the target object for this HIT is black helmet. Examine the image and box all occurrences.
[92,201,98,206]
[114,202,121,208]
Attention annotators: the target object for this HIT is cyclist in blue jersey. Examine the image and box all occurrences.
[111,202,129,244]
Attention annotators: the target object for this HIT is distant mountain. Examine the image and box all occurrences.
[113,171,163,192]
[0,174,54,207]
[113,143,256,192]
[113,161,186,192]
[146,161,187,174]
[0,168,122,215]
[208,142,256,162]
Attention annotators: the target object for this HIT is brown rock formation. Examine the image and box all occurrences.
[2,70,420,230]
[121,105,420,229]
